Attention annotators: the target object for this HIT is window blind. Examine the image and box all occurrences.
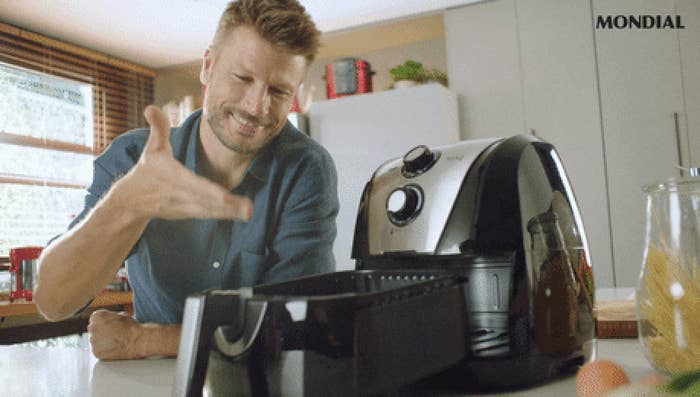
[0,21,155,153]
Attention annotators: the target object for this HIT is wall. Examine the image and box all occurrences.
[154,61,202,107]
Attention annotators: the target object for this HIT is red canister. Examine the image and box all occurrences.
[9,246,43,302]
[324,58,374,99]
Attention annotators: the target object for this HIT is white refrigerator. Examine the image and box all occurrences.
[309,83,461,270]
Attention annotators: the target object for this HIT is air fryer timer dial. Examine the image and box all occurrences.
[386,185,423,226]
[402,145,439,177]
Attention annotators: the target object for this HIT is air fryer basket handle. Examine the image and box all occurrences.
[213,300,268,358]
[173,290,248,397]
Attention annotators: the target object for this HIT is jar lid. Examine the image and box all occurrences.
[642,176,700,194]
[9,247,43,265]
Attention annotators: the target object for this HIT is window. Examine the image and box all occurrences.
[0,62,94,256]
[0,22,155,259]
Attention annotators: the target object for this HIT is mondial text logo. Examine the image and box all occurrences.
[596,15,685,29]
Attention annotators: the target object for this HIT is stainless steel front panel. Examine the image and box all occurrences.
[367,138,499,255]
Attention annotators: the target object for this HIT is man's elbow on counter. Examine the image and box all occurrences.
[34,283,74,322]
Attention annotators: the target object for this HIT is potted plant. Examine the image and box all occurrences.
[389,60,427,88]
[426,69,448,87]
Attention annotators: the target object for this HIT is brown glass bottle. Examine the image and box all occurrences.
[528,212,579,355]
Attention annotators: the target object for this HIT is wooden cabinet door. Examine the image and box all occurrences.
[517,0,614,287]
[593,0,685,287]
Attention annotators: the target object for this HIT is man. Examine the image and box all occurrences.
[34,0,338,360]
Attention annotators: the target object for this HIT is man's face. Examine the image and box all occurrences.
[200,25,308,155]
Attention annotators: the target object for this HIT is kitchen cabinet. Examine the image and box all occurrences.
[309,84,460,271]
[446,0,615,287]
[446,0,700,287]
[593,0,699,286]
[444,0,523,140]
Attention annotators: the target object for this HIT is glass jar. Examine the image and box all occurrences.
[637,177,700,374]
[9,246,42,302]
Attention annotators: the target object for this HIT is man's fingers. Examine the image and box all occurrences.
[171,174,254,220]
[188,177,254,220]
[232,195,253,221]
[218,192,253,221]
[89,309,108,322]
[143,105,172,153]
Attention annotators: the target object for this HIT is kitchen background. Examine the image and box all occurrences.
[0,0,698,312]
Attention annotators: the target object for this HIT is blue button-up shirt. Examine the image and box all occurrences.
[70,109,338,324]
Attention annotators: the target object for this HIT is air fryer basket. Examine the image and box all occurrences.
[175,270,470,397]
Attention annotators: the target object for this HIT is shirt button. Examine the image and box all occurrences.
[212,261,221,269]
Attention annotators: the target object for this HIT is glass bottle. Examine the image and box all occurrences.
[637,176,700,374]
[528,212,582,355]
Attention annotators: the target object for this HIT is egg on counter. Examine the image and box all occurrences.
[576,359,630,397]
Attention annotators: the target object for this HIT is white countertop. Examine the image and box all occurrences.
[0,335,657,397]
[0,335,176,397]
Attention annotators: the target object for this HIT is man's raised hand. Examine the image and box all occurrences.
[107,105,253,221]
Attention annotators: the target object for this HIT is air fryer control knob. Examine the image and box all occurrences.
[386,185,423,226]
[402,145,438,177]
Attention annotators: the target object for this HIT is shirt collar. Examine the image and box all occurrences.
[183,111,200,173]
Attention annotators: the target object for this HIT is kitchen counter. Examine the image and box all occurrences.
[0,335,656,396]
[0,291,134,344]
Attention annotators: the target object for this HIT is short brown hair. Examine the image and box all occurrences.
[212,0,321,63]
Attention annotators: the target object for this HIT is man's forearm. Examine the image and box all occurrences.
[35,185,149,321]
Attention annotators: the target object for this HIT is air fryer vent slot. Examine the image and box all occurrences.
[470,328,510,357]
